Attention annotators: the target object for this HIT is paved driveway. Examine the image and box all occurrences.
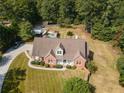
[0,44,33,93]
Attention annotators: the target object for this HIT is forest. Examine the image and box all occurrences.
[0,0,124,53]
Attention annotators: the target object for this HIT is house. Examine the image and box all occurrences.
[32,37,89,69]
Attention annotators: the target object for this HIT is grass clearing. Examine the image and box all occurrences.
[2,53,84,93]
[83,32,124,93]
[46,25,124,93]
[46,25,85,38]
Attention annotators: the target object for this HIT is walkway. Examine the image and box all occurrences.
[0,44,33,93]
[25,51,66,71]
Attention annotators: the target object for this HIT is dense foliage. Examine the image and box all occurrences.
[117,56,124,87]
[0,0,38,23]
[18,21,33,41]
[0,0,124,52]
[2,68,26,93]
[63,77,94,93]
[86,61,97,74]
[0,24,17,51]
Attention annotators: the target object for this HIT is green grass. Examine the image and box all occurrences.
[2,53,84,93]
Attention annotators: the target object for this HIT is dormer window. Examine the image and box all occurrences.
[57,51,62,54]
[55,43,64,56]
[56,48,63,56]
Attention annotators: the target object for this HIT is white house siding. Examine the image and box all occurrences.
[57,59,74,66]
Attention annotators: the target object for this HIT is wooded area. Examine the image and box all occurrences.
[0,0,124,52]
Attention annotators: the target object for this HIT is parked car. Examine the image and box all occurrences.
[13,41,23,49]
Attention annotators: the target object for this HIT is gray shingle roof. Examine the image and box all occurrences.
[32,37,89,60]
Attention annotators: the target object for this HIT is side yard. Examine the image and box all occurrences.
[46,25,85,38]
[1,53,84,93]
[45,25,124,93]
[84,32,124,93]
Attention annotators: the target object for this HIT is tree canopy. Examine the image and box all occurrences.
[117,56,124,87]
[18,21,33,41]
[63,77,94,93]
[0,24,16,51]
[0,0,124,52]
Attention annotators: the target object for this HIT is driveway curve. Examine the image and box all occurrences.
[0,44,33,93]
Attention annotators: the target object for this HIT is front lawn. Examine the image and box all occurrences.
[2,53,84,93]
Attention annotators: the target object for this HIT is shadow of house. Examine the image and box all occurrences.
[88,50,94,61]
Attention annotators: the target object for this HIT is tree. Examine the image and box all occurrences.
[58,0,77,24]
[0,24,16,51]
[63,77,94,93]
[18,21,33,41]
[0,0,37,23]
[117,56,124,87]
[37,0,59,23]
[92,22,116,41]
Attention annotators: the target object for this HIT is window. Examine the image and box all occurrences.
[76,61,81,64]
[48,59,53,63]
[63,60,66,63]
[57,51,62,54]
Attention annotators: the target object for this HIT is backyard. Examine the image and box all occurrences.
[46,25,124,93]
[1,53,84,93]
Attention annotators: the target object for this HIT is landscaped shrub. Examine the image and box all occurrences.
[44,64,50,68]
[71,65,77,69]
[67,31,74,36]
[66,65,77,70]
[31,61,36,64]
[55,64,63,69]
[86,61,97,73]
[40,61,45,66]
[117,56,124,87]
[36,61,41,65]
[31,61,41,65]
[66,65,72,69]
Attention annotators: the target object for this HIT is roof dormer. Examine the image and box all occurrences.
[55,43,64,56]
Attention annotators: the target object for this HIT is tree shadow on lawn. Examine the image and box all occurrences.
[1,68,26,93]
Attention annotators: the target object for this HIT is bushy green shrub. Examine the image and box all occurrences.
[55,64,63,69]
[66,65,72,69]
[31,61,41,65]
[86,61,97,73]
[71,65,77,69]
[41,61,45,66]
[44,64,50,68]
[67,31,74,36]
[36,61,41,65]
[117,56,124,87]
[63,77,94,93]
[31,61,36,64]
[66,65,77,70]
